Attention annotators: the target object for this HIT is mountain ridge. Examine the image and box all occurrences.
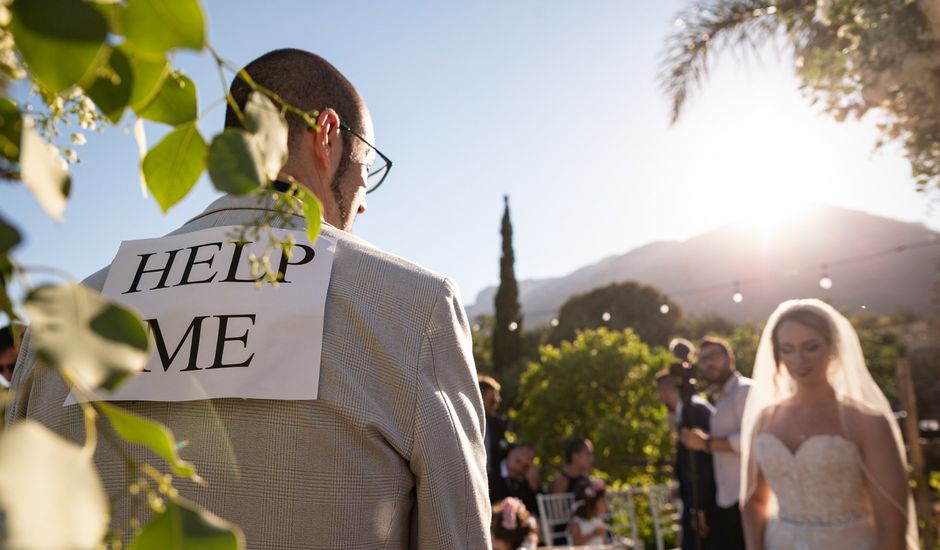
[467,204,939,325]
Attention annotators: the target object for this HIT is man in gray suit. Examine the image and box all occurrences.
[7,49,490,548]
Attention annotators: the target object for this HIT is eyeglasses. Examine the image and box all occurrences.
[700,350,726,362]
[339,122,393,194]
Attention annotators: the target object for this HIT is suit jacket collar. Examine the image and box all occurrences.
[186,194,309,226]
[183,194,381,253]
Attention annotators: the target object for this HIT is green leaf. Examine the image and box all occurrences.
[0,98,22,162]
[125,48,170,112]
[89,301,150,351]
[8,0,109,93]
[137,72,197,126]
[96,401,199,480]
[122,0,205,56]
[243,92,288,181]
[0,271,17,324]
[207,129,262,195]
[130,497,244,550]
[20,117,70,223]
[0,215,20,255]
[24,283,149,391]
[298,188,322,244]
[142,122,207,212]
[0,421,109,549]
[85,47,133,124]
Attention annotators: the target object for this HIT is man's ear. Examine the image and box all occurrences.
[311,108,341,170]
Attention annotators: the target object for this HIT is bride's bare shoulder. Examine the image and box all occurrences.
[839,397,888,420]
[752,401,784,433]
[839,398,894,438]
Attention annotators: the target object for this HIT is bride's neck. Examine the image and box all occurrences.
[792,382,837,405]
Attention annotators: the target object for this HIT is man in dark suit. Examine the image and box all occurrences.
[656,369,717,550]
[489,443,540,517]
[480,375,509,480]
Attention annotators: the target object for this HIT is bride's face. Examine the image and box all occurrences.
[775,320,832,386]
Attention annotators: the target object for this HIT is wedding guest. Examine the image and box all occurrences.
[657,369,717,550]
[548,437,594,493]
[681,337,752,550]
[490,443,541,517]
[0,324,21,387]
[491,497,538,550]
[568,478,610,546]
[481,375,509,479]
[7,48,489,548]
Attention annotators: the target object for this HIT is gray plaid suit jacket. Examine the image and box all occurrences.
[7,194,491,549]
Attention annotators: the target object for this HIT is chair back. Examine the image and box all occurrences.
[646,482,681,550]
[536,492,575,547]
[606,486,642,548]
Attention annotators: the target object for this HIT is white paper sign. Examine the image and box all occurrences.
[69,225,335,403]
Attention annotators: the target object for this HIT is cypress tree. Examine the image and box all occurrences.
[493,195,522,375]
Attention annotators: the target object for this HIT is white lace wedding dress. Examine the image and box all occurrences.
[755,433,875,550]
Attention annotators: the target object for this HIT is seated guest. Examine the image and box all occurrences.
[0,324,23,387]
[489,443,540,517]
[568,478,610,546]
[480,375,509,479]
[548,437,594,493]
[491,497,538,550]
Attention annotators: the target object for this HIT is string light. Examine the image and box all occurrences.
[819,264,833,290]
[499,238,940,327]
[508,321,518,331]
[732,282,743,303]
[601,312,611,322]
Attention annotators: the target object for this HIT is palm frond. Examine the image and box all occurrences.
[659,0,810,124]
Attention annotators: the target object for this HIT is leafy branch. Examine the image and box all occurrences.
[660,0,940,191]
[0,0,335,547]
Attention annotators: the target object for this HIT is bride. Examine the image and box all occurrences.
[740,299,919,549]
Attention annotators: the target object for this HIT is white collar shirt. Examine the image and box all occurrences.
[710,371,754,508]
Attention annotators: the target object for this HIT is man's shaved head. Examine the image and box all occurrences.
[224,48,375,230]
[224,48,367,150]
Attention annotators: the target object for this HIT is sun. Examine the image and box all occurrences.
[734,194,807,241]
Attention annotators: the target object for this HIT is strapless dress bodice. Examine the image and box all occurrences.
[754,433,875,550]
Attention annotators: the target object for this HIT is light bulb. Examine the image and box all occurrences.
[660,304,670,314]
[601,312,611,322]
[819,275,833,290]
[508,321,518,331]
[732,291,744,303]
[550,318,559,327]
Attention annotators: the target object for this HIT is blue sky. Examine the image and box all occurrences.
[2,0,937,312]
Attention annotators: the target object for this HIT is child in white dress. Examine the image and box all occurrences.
[568,478,609,546]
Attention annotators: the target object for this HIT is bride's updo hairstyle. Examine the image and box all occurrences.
[770,307,837,378]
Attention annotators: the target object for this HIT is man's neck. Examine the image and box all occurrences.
[716,369,736,389]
